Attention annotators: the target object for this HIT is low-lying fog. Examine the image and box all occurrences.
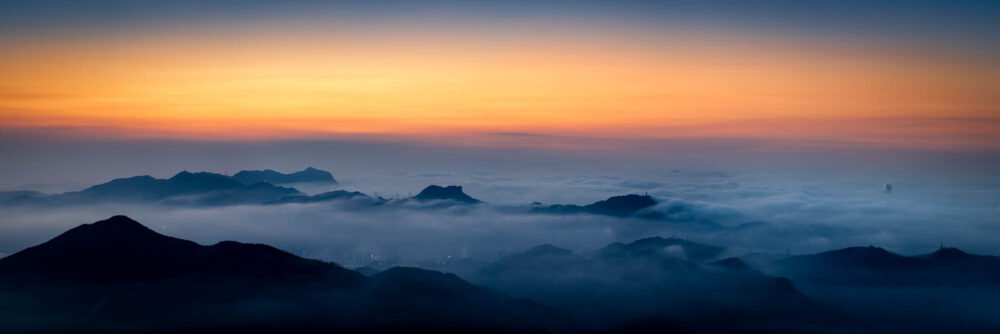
[2,171,998,266]
[1,137,998,264]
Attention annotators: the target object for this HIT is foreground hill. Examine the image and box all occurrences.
[0,216,574,333]
[768,245,1000,286]
[764,246,1000,333]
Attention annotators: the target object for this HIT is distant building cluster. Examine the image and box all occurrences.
[883,184,893,194]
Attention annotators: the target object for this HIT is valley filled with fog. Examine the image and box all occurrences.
[2,144,997,267]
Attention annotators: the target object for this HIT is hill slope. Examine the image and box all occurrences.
[0,216,574,333]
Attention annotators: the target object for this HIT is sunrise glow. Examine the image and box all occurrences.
[2,13,997,149]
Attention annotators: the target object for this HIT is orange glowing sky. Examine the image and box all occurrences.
[1,6,998,150]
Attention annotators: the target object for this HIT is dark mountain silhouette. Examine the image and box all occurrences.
[266,190,370,205]
[65,175,164,201]
[232,167,337,185]
[532,194,657,218]
[0,216,574,333]
[766,246,1000,332]
[167,171,247,192]
[584,194,658,217]
[4,171,302,207]
[468,238,839,331]
[0,215,353,285]
[412,185,481,204]
[768,245,1000,286]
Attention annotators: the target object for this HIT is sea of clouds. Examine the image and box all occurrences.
[1,137,998,264]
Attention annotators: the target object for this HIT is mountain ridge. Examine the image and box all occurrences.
[531,194,657,218]
[768,245,1000,286]
[3,171,305,207]
[232,167,337,185]
[0,215,574,332]
[469,237,833,330]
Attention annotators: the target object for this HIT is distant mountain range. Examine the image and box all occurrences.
[266,190,370,205]
[1,171,302,207]
[2,168,706,223]
[0,168,343,207]
[267,185,485,207]
[0,190,43,202]
[232,167,337,185]
[0,216,573,332]
[0,168,498,209]
[531,194,657,218]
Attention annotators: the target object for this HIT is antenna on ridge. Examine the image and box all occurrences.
[940,237,944,250]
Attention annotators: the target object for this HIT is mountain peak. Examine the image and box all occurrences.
[61,215,160,240]
[43,215,191,249]
[0,216,201,283]
[413,185,481,203]
[96,214,142,226]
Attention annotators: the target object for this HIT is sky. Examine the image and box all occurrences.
[1,1,999,260]
[1,1,998,150]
